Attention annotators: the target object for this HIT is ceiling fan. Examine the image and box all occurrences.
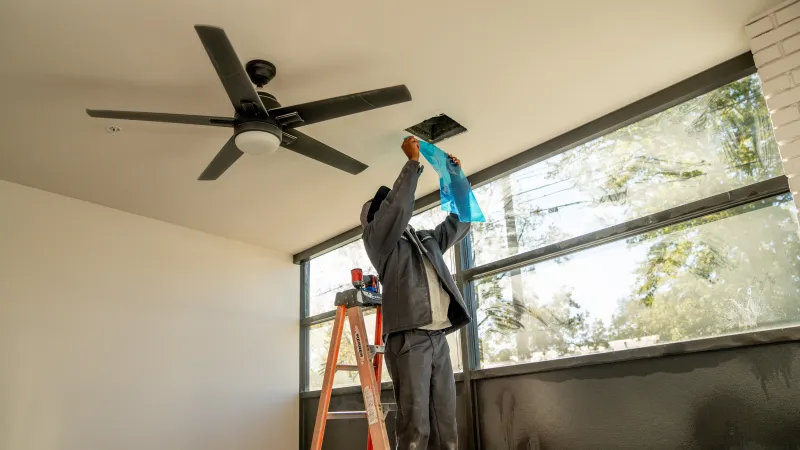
[86,25,412,180]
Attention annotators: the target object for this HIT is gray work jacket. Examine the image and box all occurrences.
[360,160,472,337]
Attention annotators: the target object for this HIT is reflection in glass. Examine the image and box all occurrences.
[475,195,800,368]
[471,75,781,266]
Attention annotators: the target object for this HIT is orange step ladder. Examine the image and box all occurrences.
[310,280,393,450]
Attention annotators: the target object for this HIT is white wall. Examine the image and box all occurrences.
[0,180,299,450]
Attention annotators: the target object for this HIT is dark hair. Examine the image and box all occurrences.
[367,186,391,223]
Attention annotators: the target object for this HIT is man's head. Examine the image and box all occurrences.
[360,186,391,226]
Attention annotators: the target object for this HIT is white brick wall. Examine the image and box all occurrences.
[747,0,800,211]
[762,73,793,96]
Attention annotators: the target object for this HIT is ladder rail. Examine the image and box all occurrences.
[347,306,392,450]
[367,306,384,450]
[309,302,392,450]
[309,305,347,450]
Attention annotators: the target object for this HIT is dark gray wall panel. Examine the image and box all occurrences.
[476,342,800,449]
[302,382,467,449]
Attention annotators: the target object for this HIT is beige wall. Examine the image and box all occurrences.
[0,180,298,450]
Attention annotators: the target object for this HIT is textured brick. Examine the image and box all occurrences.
[759,51,800,79]
[789,176,800,193]
[784,33,800,54]
[766,84,800,110]
[772,106,800,126]
[751,18,800,51]
[780,140,800,160]
[783,154,800,176]
[747,17,774,38]
[750,0,800,21]
[762,74,793,97]
[755,45,783,66]
[774,120,800,142]
[777,2,800,24]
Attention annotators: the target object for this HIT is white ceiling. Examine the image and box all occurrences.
[0,0,779,255]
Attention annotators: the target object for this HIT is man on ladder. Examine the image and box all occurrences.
[359,136,472,450]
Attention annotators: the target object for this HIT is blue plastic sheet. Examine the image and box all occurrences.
[417,139,485,223]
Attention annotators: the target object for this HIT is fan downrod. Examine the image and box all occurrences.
[246,60,277,88]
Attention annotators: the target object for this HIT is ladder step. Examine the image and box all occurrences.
[369,345,385,355]
[327,411,366,420]
[327,404,398,421]
[335,364,359,372]
[381,403,397,419]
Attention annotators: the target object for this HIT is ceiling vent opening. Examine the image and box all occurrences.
[405,114,467,144]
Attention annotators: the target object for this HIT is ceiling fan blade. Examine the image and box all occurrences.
[281,130,367,175]
[86,109,235,127]
[198,137,244,180]
[268,85,411,128]
[194,25,266,115]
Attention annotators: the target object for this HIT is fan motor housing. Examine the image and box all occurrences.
[258,91,281,110]
[234,120,282,140]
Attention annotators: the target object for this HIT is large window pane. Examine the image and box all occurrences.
[476,195,800,369]
[308,241,375,316]
[309,311,462,390]
[471,75,782,266]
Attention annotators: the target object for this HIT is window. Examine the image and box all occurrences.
[301,59,799,391]
[308,241,374,316]
[468,73,798,369]
[475,195,800,368]
[470,75,781,266]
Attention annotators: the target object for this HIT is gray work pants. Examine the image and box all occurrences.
[384,329,457,450]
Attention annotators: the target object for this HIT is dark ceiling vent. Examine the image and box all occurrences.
[405,114,467,144]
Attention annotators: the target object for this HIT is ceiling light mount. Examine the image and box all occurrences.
[246,60,277,88]
[106,125,122,135]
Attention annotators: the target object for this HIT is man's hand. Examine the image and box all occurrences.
[402,136,420,161]
[447,154,461,168]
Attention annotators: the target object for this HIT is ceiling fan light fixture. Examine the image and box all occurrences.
[235,130,281,155]
[86,25,410,179]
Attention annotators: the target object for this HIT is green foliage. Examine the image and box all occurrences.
[474,75,800,367]
[634,238,732,307]
[478,283,610,364]
[316,319,359,384]
[689,76,779,179]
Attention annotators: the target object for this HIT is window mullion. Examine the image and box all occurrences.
[300,261,310,392]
